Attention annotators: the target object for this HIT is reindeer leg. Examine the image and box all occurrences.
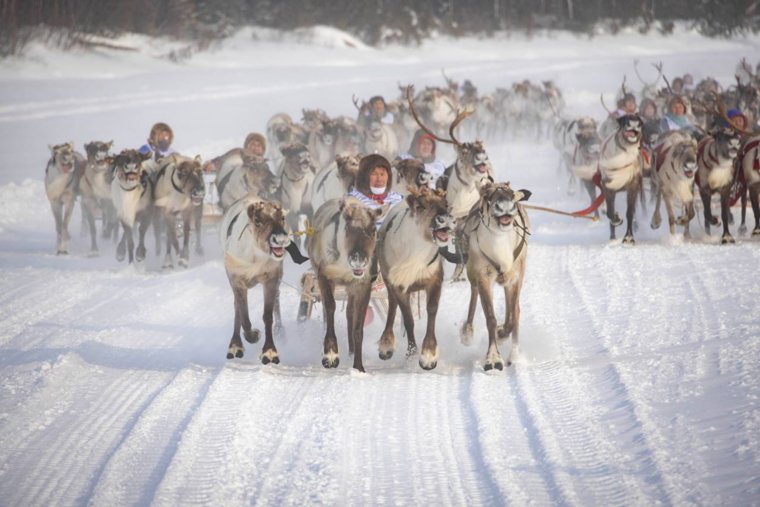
[178,212,191,268]
[396,290,418,359]
[317,272,339,368]
[153,211,163,256]
[720,189,735,244]
[116,222,127,262]
[663,194,677,236]
[683,201,695,240]
[126,223,135,264]
[751,186,760,236]
[504,279,523,366]
[194,204,204,255]
[651,185,663,230]
[605,188,619,240]
[700,188,713,235]
[622,182,638,244]
[739,188,748,236]
[419,273,443,371]
[460,267,478,346]
[50,200,65,254]
[378,283,398,360]
[136,211,150,262]
[61,195,76,254]
[82,197,99,255]
[260,275,280,365]
[478,278,503,371]
[163,212,176,269]
[227,284,248,359]
[346,292,356,356]
[351,282,372,372]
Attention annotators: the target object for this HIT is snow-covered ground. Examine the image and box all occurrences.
[1,25,760,506]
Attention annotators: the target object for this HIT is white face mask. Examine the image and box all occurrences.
[370,186,386,195]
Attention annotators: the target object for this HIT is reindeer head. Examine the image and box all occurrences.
[478,181,532,232]
[48,142,77,174]
[84,141,113,164]
[393,158,433,191]
[301,108,328,132]
[406,187,453,247]
[241,153,278,198]
[110,149,151,189]
[175,155,205,206]
[616,114,643,145]
[336,154,361,187]
[316,118,339,147]
[338,198,383,279]
[676,139,698,178]
[281,143,314,176]
[247,200,290,260]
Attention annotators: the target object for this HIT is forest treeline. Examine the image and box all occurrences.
[1,0,758,56]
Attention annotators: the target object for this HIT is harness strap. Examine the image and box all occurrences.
[216,169,234,199]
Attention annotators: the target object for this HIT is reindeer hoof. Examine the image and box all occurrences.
[321,355,339,369]
[261,349,279,365]
[752,227,760,236]
[709,217,721,227]
[721,235,735,244]
[420,360,437,371]
[622,235,635,245]
[244,329,260,344]
[226,347,244,360]
[405,344,418,358]
[650,219,661,230]
[379,349,393,360]
[610,214,623,227]
[178,258,189,268]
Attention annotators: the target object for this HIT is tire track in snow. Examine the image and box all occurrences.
[88,365,219,506]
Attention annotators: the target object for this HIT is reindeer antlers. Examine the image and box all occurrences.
[405,85,472,148]
[634,59,664,87]
[710,91,749,134]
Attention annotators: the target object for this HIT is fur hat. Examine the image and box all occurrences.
[356,154,392,195]
[244,132,266,152]
[668,95,686,111]
[149,122,173,145]
[408,128,436,161]
[369,95,386,106]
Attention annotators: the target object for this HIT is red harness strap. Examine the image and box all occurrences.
[652,145,671,174]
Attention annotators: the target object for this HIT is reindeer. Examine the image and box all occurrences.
[390,157,433,196]
[633,59,664,100]
[333,115,363,157]
[308,197,383,372]
[216,151,278,212]
[311,154,361,215]
[221,196,290,363]
[45,142,85,255]
[79,141,117,254]
[568,119,602,215]
[459,181,531,370]
[695,97,743,243]
[278,143,316,241]
[265,113,306,163]
[110,149,154,263]
[362,119,399,160]
[377,187,454,370]
[407,85,492,278]
[308,117,340,170]
[152,154,206,268]
[598,113,645,243]
[650,131,699,238]
[738,133,760,236]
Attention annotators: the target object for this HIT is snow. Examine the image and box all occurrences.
[1,24,760,505]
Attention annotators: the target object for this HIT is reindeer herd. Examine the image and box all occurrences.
[553,58,760,244]
[42,59,760,372]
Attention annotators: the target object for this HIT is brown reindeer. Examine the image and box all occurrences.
[308,197,383,372]
[216,151,278,212]
[390,157,434,196]
[221,196,291,363]
[377,187,454,370]
[311,153,362,214]
[598,114,644,244]
[79,140,117,254]
[152,154,206,268]
[459,181,531,370]
[650,131,699,238]
[45,142,85,255]
[110,149,154,264]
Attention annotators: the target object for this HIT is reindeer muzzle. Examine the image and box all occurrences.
[269,233,290,260]
[684,161,697,178]
[191,187,205,206]
[493,200,517,229]
[623,127,641,144]
[431,214,454,246]
[417,171,434,188]
[348,251,369,278]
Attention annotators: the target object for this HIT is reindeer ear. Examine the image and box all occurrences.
[478,180,495,197]
[405,192,417,212]
[514,189,532,202]
[108,141,114,149]
[140,151,152,162]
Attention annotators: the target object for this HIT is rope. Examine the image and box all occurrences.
[290,218,316,238]
[522,203,600,221]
